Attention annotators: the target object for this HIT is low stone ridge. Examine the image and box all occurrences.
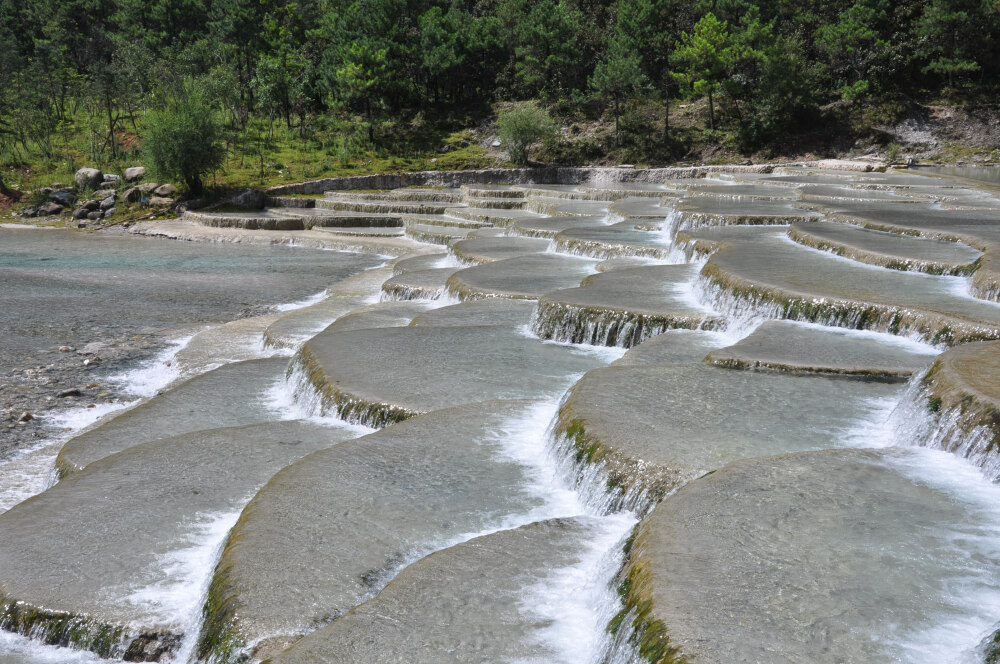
[506,214,609,238]
[295,324,606,427]
[445,253,597,301]
[705,320,935,379]
[532,264,719,347]
[554,362,900,511]
[267,518,595,664]
[701,232,1000,344]
[322,301,430,333]
[787,220,982,274]
[0,420,356,662]
[262,267,395,349]
[683,182,797,200]
[404,222,477,245]
[266,208,403,229]
[616,448,996,663]
[526,196,610,216]
[450,236,551,263]
[183,210,305,231]
[553,221,673,260]
[611,329,725,366]
[408,299,537,327]
[197,401,558,663]
[381,267,459,300]
[823,203,1000,303]
[917,340,1000,474]
[263,165,779,197]
[55,357,291,475]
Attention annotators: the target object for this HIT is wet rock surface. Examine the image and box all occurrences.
[5,166,1000,664]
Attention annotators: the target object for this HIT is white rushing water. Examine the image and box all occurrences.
[883,447,1000,663]
[125,510,245,664]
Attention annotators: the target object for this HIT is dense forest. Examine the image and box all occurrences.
[1,0,998,191]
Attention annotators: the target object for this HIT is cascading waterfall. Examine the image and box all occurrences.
[888,372,1000,481]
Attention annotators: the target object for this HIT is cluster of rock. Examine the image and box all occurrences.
[17,166,177,222]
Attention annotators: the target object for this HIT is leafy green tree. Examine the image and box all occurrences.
[143,89,225,194]
[508,0,586,98]
[332,42,389,143]
[724,10,815,148]
[590,37,646,147]
[671,12,733,130]
[497,104,556,165]
[815,1,891,104]
[915,0,981,87]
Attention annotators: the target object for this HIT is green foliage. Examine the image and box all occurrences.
[143,89,225,194]
[671,13,733,130]
[886,142,901,164]
[497,104,556,165]
[915,0,982,87]
[1,0,1000,184]
[590,13,647,146]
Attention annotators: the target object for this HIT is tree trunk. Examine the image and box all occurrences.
[663,74,670,142]
[614,98,620,148]
[708,87,715,130]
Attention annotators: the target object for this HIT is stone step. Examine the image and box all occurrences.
[446,254,598,301]
[294,322,607,427]
[269,519,601,664]
[531,264,720,347]
[55,357,291,475]
[0,420,357,662]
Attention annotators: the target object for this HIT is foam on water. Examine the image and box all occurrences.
[264,369,375,436]
[431,253,463,269]
[123,509,243,631]
[516,323,628,365]
[109,332,198,399]
[271,289,329,313]
[0,631,111,664]
[880,446,1000,663]
[514,513,637,664]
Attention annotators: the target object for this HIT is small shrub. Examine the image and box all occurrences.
[143,89,226,194]
[886,142,902,164]
[497,104,556,165]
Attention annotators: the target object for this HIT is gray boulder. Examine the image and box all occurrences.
[121,187,141,203]
[82,200,100,211]
[99,196,115,211]
[20,207,37,218]
[51,191,76,207]
[149,196,174,206]
[86,211,103,220]
[136,182,159,194]
[72,208,89,220]
[123,166,146,182]
[38,202,64,216]
[93,189,116,200]
[153,183,177,197]
[74,168,103,190]
[103,207,116,218]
